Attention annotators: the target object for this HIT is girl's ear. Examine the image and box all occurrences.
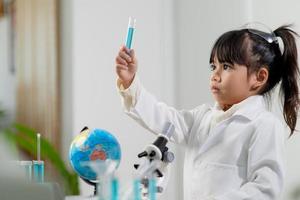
[250,67,269,91]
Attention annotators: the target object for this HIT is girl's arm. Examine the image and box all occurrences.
[115,46,209,145]
[117,75,208,145]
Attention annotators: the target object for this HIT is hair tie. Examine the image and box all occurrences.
[274,34,284,56]
[243,22,284,55]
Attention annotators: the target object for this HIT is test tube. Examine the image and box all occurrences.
[20,160,32,181]
[125,17,136,49]
[33,160,44,183]
[133,179,141,200]
[33,133,44,183]
[111,177,119,200]
[148,178,157,200]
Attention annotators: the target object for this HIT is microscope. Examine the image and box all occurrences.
[134,122,175,197]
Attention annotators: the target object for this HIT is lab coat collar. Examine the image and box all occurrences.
[214,95,266,121]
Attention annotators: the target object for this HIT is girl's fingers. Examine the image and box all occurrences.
[119,45,125,50]
[120,45,130,54]
[129,49,137,64]
[119,45,129,52]
[116,56,128,65]
[129,49,135,58]
[116,64,128,71]
[119,51,132,62]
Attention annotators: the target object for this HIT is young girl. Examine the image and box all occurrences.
[115,24,300,200]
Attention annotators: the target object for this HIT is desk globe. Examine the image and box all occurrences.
[69,127,121,193]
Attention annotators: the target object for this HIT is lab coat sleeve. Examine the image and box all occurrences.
[117,75,206,145]
[213,116,286,200]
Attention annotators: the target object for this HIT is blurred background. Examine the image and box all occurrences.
[0,0,300,199]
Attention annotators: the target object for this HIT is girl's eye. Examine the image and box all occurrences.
[210,64,216,71]
[223,63,232,70]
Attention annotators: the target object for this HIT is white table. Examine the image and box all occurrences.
[65,196,97,200]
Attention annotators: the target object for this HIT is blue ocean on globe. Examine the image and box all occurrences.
[69,127,121,181]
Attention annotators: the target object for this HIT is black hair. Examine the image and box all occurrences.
[210,25,300,136]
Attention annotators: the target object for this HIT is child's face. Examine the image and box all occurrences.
[210,58,257,110]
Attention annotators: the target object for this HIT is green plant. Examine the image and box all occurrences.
[3,123,79,195]
[0,109,4,118]
[0,106,6,129]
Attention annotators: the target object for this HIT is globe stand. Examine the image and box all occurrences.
[79,160,119,200]
[81,177,98,196]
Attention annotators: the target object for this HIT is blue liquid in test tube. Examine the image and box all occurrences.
[133,179,141,200]
[33,160,44,183]
[111,177,119,200]
[125,17,136,49]
[148,178,157,200]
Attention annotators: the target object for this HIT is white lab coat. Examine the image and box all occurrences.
[118,76,286,200]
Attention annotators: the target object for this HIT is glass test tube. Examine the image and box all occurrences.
[111,177,119,200]
[20,160,32,181]
[148,178,157,200]
[125,17,136,49]
[133,179,141,200]
[33,160,44,183]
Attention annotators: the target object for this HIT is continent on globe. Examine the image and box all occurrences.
[90,145,107,161]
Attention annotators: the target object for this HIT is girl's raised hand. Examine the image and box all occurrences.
[115,45,138,89]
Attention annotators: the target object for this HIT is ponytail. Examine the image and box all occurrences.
[274,25,300,136]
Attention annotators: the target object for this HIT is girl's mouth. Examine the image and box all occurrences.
[211,86,220,93]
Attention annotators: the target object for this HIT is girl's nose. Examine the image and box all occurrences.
[211,72,221,82]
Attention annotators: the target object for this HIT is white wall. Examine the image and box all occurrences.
[0,17,16,127]
[175,0,250,109]
[61,0,179,199]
